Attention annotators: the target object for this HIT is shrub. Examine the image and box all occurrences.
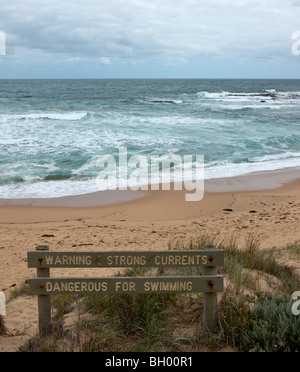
[241,294,300,352]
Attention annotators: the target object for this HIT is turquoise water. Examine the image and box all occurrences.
[0,79,300,198]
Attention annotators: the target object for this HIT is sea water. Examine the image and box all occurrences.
[0,79,299,198]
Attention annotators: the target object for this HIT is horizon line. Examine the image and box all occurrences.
[0,77,299,81]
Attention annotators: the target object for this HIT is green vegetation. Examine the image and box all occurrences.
[220,292,300,352]
[18,235,300,352]
[80,292,179,352]
[8,278,31,300]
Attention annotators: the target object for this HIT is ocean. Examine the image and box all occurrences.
[0,79,300,199]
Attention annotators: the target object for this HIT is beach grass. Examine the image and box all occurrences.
[8,278,31,300]
[18,234,300,353]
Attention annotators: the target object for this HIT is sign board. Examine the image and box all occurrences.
[27,250,224,269]
[29,276,224,295]
[28,246,224,335]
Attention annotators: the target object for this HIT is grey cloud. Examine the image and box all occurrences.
[1,0,299,62]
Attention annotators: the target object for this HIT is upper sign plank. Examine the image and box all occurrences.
[28,250,224,269]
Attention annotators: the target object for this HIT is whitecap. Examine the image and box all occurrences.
[5,111,88,121]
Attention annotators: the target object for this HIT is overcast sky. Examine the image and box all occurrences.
[0,0,299,78]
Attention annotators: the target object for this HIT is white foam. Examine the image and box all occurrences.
[197,91,230,99]
[1,151,299,199]
[212,104,288,111]
[144,97,183,105]
[205,153,300,180]
[0,178,99,199]
[4,111,88,121]
[193,90,296,110]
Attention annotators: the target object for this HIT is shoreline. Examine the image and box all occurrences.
[0,166,299,225]
[0,166,299,287]
[1,163,300,352]
[0,166,299,209]
[205,166,300,192]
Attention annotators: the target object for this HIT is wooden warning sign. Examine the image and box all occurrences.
[28,245,224,336]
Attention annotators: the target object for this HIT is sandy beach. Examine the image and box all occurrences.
[1,168,300,351]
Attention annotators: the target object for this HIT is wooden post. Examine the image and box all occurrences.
[36,246,52,337]
[203,245,219,332]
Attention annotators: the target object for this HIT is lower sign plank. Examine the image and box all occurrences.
[29,276,224,295]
